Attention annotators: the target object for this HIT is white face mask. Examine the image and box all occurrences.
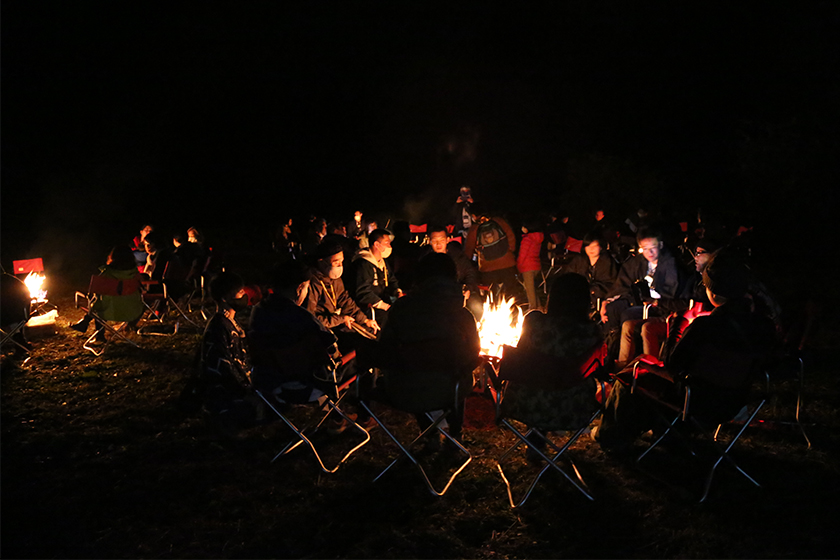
[380,246,392,259]
[328,265,343,279]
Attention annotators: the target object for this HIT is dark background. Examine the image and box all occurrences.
[2,2,838,287]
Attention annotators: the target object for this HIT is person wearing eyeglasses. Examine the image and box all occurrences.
[600,227,687,369]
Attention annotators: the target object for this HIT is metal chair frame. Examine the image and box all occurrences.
[138,260,203,335]
[490,343,608,507]
[253,370,370,474]
[631,362,767,502]
[74,277,143,357]
[358,379,472,497]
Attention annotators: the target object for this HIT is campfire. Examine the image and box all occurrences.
[477,293,524,359]
[24,271,48,302]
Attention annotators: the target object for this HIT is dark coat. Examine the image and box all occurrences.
[607,247,686,314]
[564,253,618,302]
[352,249,400,308]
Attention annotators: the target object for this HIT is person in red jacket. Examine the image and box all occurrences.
[517,217,544,311]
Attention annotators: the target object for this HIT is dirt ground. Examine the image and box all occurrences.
[2,292,839,559]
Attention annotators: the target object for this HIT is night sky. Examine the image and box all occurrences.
[2,2,838,281]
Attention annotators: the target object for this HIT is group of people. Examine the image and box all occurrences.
[184,199,780,460]
[10,193,776,465]
[68,225,213,342]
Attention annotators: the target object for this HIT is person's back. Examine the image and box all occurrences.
[93,263,144,322]
[502,274,603,431]
[377,253,480,436]
[249,291,338,396]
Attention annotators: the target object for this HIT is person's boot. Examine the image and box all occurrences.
[93,328,107,343]
[70,316,91,333]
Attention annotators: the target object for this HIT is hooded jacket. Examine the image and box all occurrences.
[352,249,399,308]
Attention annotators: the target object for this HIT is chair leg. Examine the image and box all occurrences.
[698,401,765,503]
[257,390,370,474]
[497,409,601,507]
[364,403,472,497]
[794,359,812,448]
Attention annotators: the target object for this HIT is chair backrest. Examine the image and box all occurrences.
[498,342,607,392]
[162,257,189,282]
[564,237,583,253]
[88,274,141,297]
[12,258,44,275]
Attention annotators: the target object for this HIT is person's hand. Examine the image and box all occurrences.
[374,300,390,311]
[600,300,611,323]
[365,319,380,332]
[342,315,355,330]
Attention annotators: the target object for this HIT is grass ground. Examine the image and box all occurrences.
[2,292,839,559]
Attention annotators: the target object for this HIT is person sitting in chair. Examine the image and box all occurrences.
[374,252,481,443]
[198,271,256,436]
[595,253,777,452]
[352,228,402,328]
[305,240,379,354]
[249,261,343,405]
[71,246,145,342]
[500,273,605,461]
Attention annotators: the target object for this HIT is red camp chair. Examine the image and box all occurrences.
[564,237,583,253]
[12,258,43,275]
[75,275,143,356]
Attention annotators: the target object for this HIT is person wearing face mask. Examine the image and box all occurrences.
[198,271,257,437]
[249,261,344,405]
[352,229,403,328]
[306,241,378,350]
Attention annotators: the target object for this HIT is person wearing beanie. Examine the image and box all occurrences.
[305,240,379,353]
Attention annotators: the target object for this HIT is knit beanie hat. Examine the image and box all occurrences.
[702,254,750,299]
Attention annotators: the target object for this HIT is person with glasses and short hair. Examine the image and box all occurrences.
[600,227,688,369]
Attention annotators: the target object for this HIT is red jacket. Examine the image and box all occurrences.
[517,232,544,273]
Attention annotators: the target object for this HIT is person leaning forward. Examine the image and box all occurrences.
[305,240,379,350]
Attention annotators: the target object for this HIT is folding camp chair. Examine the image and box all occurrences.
[75,275,143,356]
[182,254,217,322]
[355,339,473,496]
[630,350,768,502]
[139,258,202,335]
[253,351,370,474]
[0,320,30,353]
[0,303,31,358]
[762,301,815,448]
[490,342,608,507]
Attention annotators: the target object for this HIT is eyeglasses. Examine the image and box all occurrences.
[638,245,658,254]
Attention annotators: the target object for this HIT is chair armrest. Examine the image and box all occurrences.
[75,291,92,312]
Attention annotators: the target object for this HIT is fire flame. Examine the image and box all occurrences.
[477,294,523,358]
[24,272,47,301]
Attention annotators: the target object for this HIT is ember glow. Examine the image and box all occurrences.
[24,272,47,301]
[477,294,524,358]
